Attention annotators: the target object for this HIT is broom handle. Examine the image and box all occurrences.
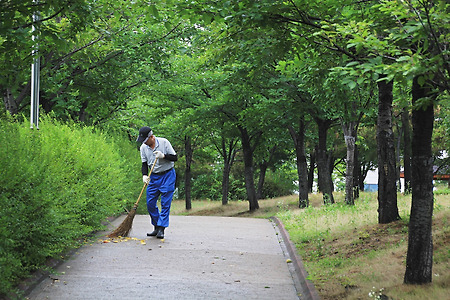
[134,158,158,207]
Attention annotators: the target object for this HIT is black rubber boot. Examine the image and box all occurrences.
[156,227,165,239]
[147,226,159,237]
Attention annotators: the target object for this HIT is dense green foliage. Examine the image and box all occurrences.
[0,116,140,297]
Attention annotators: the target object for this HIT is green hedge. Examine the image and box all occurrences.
[0,117,140,297]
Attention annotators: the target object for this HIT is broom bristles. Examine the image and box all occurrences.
[107,159,157,238]
[107,206,138,238]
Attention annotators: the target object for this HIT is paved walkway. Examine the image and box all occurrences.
[25,215,319,300]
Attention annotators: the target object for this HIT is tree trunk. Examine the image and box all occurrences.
[315,118,334,204]
[238,126,259,211]
[184,136,193,210]
[376,78,400,223]
[404,76,434,284]
[360,163,370,192]
[256,145,277,200]
[343,134,356,205]
[256,162,268,200]
[353,145,360,199]
[308,150,315,193]
[215,136,238,205]
[396,122,403,192]
[3,83,31,115]
[3,88,18,115]
[342,121,357,205]
[288,120,309,208]
[222,163,231,205]
[328,151,335,192]
[402,107,412,194]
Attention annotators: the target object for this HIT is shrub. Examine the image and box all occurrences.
[434,188,450,195]
[191,173,222,200]
[261,169,297,198]
[0,116,139,297]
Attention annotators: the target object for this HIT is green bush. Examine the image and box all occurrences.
[188,170,248,201]
[185,167,295,201]
[0,116,140,297]
[191,169,223,200]
[261,169,297,199]
[434,188,450,195]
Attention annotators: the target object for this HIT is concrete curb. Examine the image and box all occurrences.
[271,216,321,300]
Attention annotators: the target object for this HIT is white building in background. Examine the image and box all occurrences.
[364,169,405,193]
[364,169,378,192]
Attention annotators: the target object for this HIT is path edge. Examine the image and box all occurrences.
[271,216,321,300]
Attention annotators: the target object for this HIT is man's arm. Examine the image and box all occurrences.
[164,153,178,161]
[142,162,148,175]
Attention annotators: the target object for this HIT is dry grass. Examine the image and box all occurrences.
[170,195,300,218]
[170,192,450,300]
[301,210,449,300]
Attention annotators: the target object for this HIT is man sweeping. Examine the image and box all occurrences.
[136,126,177,239]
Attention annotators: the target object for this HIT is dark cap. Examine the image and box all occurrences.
[136,126,153,144]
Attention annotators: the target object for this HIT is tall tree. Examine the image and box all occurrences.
[314,117,336,204]
[214,134,240,205]
[206,116,240,205]
[341,119,358,205]
[183,135,193,210]
[370,0,449,284]
[376,78,401,222]
[288,117,310,207]
[333,74,376,204]
[404,76,435,283]
[253,126,292,200]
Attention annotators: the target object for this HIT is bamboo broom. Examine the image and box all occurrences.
[107,158,157,238]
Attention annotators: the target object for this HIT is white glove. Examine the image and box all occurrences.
[142,175,149,183]
[154,151,164,159]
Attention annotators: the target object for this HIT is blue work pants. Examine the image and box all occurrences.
[146,168,176,228]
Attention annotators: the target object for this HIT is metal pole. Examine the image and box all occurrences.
[30,0,40,129]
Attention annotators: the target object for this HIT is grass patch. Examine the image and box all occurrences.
[169,192,450,300]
